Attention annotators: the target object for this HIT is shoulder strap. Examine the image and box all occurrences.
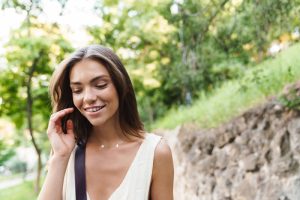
[75,145,87,200]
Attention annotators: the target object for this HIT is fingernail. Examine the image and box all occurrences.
[67,120,73,128]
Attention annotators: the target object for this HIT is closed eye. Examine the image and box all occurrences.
[72,89,82,94]
[96,84,108,89]
[71,87,82,94]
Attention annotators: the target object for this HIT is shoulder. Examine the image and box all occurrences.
[154,137,172,160]
[152,137,173,177]
[144,133,172,156]
[143,133,173,165]
[150,137,174,199]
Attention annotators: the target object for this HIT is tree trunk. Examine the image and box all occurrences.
[26,53,42,193]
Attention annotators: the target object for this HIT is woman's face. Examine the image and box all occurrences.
[69,59,119,127]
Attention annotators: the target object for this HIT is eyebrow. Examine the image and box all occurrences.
[70,75,110,85]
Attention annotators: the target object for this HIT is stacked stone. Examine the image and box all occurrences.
[169,99,300,199]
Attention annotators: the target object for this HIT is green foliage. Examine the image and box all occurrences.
[278,79,300,110]
[1,2,73,190]
[89,0,175,127]
[160,0,297,94]
[0,0,42,13]
[2,36,48,126]
[153,43,300,129]
[279,93,300,110]
[2,0,300,131]
[87,0,300,128]
[0,19,73,153]
[0,140,15,165]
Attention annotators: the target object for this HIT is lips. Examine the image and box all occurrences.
[84,105,106,113]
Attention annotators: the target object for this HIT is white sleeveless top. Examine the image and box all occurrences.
[63,133,162,200]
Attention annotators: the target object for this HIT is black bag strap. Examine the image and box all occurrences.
[75,145,87,200]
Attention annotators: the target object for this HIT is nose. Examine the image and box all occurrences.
[83,87,97,104]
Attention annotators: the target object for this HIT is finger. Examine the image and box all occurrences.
[55,124,62,133]
[48,108,74,130]
[66,120,74,136]
[50,108,74,122]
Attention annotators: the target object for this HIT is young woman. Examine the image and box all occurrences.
[38,45,174,200]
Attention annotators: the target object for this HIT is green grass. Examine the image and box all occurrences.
[0,173,22,182]
[153,42,300,129]
[0,181,37,200]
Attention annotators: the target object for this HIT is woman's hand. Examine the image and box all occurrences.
[47,108,75,158]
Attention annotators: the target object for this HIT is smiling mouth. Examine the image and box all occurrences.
[84,105,106,112]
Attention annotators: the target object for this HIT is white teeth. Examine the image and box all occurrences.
[85,106,103,112]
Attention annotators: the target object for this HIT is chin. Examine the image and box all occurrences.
[80,108,119,127]
[86,118,105,126]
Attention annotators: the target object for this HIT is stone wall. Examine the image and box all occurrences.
[163,101,300,200]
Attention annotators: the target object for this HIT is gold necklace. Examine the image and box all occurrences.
[100,143,119,149]
[99,141,125,149]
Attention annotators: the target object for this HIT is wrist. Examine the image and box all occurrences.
[48,154,70,167]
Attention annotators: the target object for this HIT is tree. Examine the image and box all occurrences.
[158,0,299,107]
[88,0,175,128]
[87,0,300,127]
[0,0,73,192]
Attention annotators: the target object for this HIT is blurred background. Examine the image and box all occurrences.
[0,0,300,199]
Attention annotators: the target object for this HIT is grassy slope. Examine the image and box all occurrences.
[154,42,300,129]
[0,181,37,200]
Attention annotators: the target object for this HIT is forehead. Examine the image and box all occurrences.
[69,59,110,81]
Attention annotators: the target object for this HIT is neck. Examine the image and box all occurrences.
[88,118,128,146]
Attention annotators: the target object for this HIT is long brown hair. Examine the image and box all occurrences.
[49,44,144,145]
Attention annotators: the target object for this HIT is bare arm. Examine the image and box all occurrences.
[150,138,174,200]
[38,108,75,200]
[38,155,70,200]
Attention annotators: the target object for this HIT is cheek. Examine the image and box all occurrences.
[103,85,118,100]
[111,93,119,112]
[72,94,82,108]
[102,89,119,111]
[107,90,119,105]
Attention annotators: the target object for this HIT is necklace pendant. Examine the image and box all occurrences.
[99,143,121,149]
